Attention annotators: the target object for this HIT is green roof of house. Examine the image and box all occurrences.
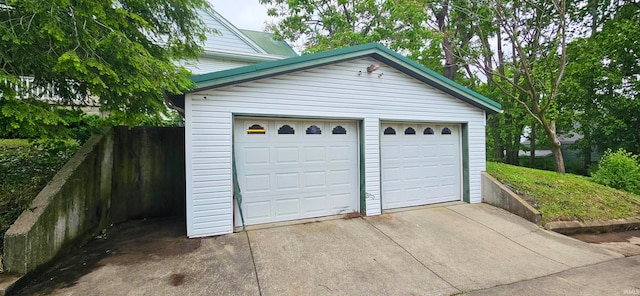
[239,29,298,58]
[189,43,502,113]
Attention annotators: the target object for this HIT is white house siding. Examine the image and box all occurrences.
[185,103,234,237]
[182,57,252,75]
[364,117,382,215]
[199,10,260,54]
[185,57,487,237]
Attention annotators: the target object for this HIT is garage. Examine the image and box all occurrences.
[181,43,502,237]
[381,122,461,209]
[233,117,359,226]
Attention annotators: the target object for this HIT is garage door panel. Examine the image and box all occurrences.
[244,148,270,165]
[275,147,299,163]
[330,193,352,209]
[245,201,271,221]
[382,123,461,210]
[403,145,421,159]
[303,171,327,188]
[327,146,353,161]
[303,146,326,163]
[243,174,271,193]
[403,166,422,180]
[235,118,359,226]
[383,167,402,181]
[275,173,300,190]
[330,169,353,186]
[276,198,300,216]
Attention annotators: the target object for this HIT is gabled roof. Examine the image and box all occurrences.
[203,8,267,55]
[188,43,502,113]
[239,29,298,58]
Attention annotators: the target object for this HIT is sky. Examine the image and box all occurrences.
[208,0,270,32]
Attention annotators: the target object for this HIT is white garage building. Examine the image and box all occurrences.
[180,43,502,238]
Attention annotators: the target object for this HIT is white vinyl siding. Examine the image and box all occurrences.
[364,118,382,215]
[182,57,253,75]
[199,10,260,54]
[185,57,487,237]
[185,103,233,237]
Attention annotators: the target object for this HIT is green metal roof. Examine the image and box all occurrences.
[189,43,502,113]
[239,29,298,58]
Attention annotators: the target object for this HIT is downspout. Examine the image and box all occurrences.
[232,148,246,231]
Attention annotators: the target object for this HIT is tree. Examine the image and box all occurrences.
[561,2,640,156]
[461,0,571,173]
[261,0,488,81]
[0,0,210,138]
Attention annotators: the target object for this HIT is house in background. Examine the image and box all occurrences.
[11,8,296,116]
[519,126,602,171]
[180,9,297,75]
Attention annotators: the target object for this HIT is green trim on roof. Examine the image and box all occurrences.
[239,29,297,58]
[189,43,502,113]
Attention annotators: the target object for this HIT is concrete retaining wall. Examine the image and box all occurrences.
[3,127,185,275]
[481,172,542,225]
[110,127,185,223]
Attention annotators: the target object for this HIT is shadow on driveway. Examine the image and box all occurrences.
[14,217,206,295]
[12,203,631,296]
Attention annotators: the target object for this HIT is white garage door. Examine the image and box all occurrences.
[234,117,359,226]
[381,123,461,210]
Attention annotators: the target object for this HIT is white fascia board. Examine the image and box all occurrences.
[200,49,286,63]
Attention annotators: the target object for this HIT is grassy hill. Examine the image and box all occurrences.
[487,162,640,224]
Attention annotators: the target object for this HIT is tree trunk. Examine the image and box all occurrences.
[435,0,457,81]
[529,121,536,167]
[551,143,566,173]
[583,135,592,170]
[506,150,520,166]
[543,120,566,173]
[505,125,521,166]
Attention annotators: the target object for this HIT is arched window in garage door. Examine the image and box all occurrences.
[332,125,347,134]
[247,124,266,134]
[383,127,396,135]
[306,125,322,134]
[424,127,434,135]
[404,127,416,135]
[278,124,295,134]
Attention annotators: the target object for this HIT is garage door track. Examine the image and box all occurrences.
[14,203,636,295]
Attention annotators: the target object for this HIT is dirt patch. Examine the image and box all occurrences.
[570,230,640,244]
[12,216,190,296]
[570,230,640,257]
[168,273,186,286]
[343,212,363,219]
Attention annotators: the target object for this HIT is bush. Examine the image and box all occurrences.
[0,141,78,251]
[57,109,105,144]
[591,149,640,195]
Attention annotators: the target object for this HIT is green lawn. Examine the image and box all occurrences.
[487,162,640,224]
[0,140,77,252]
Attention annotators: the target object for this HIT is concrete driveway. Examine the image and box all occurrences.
[15,203,632,295]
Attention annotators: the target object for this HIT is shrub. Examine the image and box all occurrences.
[591,149,640,195]
[0,141,78,251]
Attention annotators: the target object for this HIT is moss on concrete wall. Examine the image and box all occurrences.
[4,131,113,274]
[110,127,185,223]
[3,127,185,275]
